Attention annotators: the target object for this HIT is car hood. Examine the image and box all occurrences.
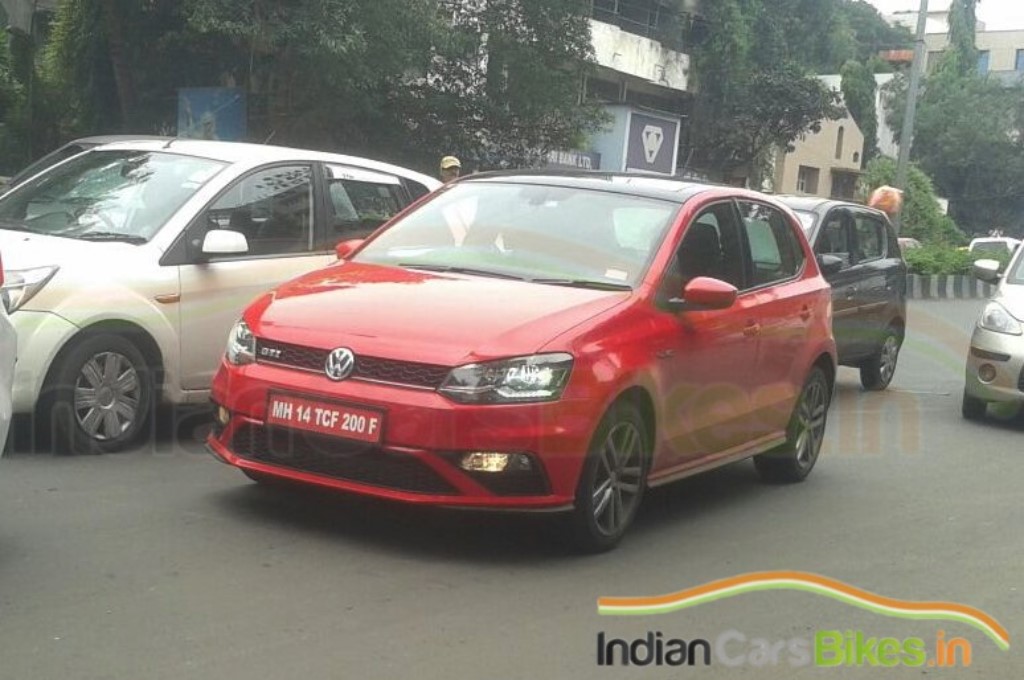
[248,261,632,366]
[0,229,141,269]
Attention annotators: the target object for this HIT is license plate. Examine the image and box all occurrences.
[266,393,384,443]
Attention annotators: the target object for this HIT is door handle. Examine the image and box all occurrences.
[743,322,761,337]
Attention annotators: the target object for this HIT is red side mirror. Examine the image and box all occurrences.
[678,277,738,310]
[335,239,365,261]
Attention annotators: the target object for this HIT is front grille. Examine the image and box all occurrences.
[256,339,449,389]
[231,424,459,495]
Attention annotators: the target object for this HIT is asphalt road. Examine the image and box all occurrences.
[1,299,1022,679]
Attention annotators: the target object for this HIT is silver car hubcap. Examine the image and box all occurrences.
[880,334,899,383]
[794,380,827,468]
[74,352,140,441]
[592,422,644,536]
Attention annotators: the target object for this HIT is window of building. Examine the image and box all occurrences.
[796,166,820,195]
[1016,49,1024,73]
[978,50,990,75]
[836,126,845,160]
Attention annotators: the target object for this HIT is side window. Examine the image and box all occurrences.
[673,202,746,290]
[853,213,886,262]
[403,179,432,201]
[814,209,854,269]
[200,164,314,257]
[737,201,806,287]
[324,165,406,245]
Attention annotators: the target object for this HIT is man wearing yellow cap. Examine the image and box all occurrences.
[440,155,461,183]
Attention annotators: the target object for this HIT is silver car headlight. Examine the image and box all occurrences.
[439,353,574,404]
[978,302,1023,336]
[1,266,59,313]
[225,320,256,365]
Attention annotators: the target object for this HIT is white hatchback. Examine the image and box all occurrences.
[0,139,439,453]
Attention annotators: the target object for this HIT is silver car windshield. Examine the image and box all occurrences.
[0,150,226,243]
[353,182,681,288]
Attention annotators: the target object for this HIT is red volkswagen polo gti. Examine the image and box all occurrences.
[207,172,837,552]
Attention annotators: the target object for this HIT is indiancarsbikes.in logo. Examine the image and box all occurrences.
[596,571,1010,669]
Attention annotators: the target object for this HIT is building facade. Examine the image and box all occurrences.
[770,76,866,201]
[573,0,704,175]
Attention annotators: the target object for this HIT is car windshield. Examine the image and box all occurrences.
[971,241,1011,254]
[0,149,226,242]
[352,181,681,288]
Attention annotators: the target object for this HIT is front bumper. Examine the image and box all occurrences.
[207,360,600,510]
[963,325,1024,404]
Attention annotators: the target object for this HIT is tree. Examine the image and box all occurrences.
[686,0,845,183]
[400,0,605,170]
[938,0,979,77]
[840,58,878,165]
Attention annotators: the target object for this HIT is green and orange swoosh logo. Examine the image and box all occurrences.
[598,571,1009,651]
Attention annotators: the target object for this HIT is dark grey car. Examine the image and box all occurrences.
[778,196,908,390]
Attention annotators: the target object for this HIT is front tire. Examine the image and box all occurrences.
[961,390,987,421]
[755,367,831,483]
[860,326,902,391]
[566,401,650,554]
[45,334,155,455]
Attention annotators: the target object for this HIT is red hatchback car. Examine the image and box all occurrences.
[206,172,837,552]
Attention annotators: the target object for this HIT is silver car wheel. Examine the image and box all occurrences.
[74,352,141,441]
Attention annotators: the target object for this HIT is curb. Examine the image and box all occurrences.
[905,274,995,300]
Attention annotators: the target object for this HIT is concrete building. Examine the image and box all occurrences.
[769,76,866,201]
[574,0,704,175]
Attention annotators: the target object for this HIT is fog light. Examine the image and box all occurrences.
[978,364,997,383]
[460,452,533,473]
[217,406,230,426]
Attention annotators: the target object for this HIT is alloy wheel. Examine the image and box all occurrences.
[591,421,645,536]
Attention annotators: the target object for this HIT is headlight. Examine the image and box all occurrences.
[1,266,59,312]
[439,353,574,404]
[225,320,256,365]
[978,302,1023,336]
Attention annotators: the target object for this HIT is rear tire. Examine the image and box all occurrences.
[755,367,831,483]
[565,401,650,554]
[961,391,987,421]
[860,326,902,391]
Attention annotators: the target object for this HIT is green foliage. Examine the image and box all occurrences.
[688,0,908,182]
[840,59,877,165]
[882,69,1024,236]
[937,0,979,77]
[860,156,967,246]
[902,244,975,275]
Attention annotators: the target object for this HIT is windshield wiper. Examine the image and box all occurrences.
[531,278,632,291]
[398,263,526,280]
[74,232,148,244]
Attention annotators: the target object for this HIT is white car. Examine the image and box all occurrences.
[0,253,15,452]
[0,139,439,453]
[968,237,1021,258]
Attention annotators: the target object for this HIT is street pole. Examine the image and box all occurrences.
[893,0,929,234]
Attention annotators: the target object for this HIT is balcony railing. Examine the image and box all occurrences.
[590,0,707,53]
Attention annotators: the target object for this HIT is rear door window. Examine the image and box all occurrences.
[323,165,407,245]
[852,212,887,262]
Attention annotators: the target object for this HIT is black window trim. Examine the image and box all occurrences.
[160,160,328,267]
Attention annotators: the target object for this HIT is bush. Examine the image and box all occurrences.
[903,244,1012,275]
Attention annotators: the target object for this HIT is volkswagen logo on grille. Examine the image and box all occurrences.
[325,348,356,381]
